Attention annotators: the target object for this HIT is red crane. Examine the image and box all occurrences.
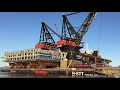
[56,12,96,61]
[57,12,80,52]
[57,12,96,52]
[35,22,61,50]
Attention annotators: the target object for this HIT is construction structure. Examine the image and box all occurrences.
[2,12,117,76]
[4,48,67,69]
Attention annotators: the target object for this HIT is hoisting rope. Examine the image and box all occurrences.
[98,12,102,51]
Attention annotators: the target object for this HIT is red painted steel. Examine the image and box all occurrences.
[74,64,106,68]
[35,44,52,49]
[57,40,77,47]
[35,70,48,75]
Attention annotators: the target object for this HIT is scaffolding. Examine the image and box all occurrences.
[3,48,68,62]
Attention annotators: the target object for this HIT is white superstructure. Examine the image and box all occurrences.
[3,48,67,62]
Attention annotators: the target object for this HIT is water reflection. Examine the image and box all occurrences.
[0,72,116,78]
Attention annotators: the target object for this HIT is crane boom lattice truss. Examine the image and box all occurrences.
[39,22,55,44]
[76,12,97,45]
[35,22,59,49]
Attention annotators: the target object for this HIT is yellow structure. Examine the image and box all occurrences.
[101,67,120,75]
[60,59,68,69]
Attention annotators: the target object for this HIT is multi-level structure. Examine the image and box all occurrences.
[2,12,115,76]
[4,48,67,69]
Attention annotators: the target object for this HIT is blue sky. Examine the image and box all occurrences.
[0,12,120,67]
